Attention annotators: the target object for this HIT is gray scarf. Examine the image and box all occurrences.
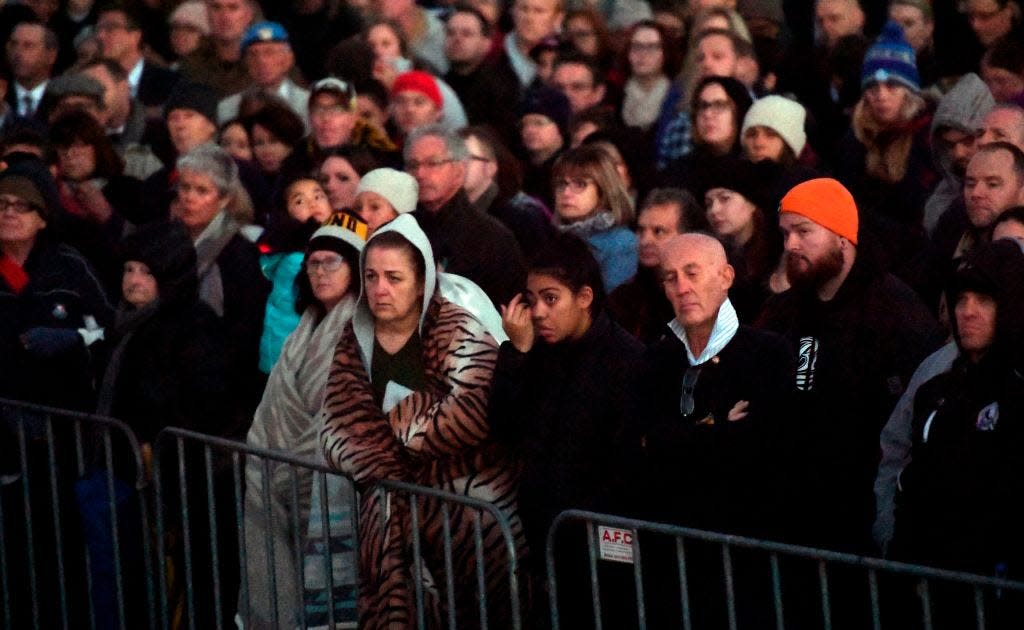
[557,209,616,238]
[622,76,670,129]
[194,212,240,317]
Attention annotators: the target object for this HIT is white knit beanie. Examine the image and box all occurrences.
[356,168,419,215]
[742,95,807,157]
[169,0,210,36]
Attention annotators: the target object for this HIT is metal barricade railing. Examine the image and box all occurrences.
[151,428,523,630]
[0,397,155,630]
[364,478,524,630]
[152,426,361,630]
[546,509,1024,630]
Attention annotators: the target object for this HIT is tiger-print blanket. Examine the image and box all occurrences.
[321,295,527,629]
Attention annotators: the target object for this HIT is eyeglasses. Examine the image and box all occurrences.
[0,198,37,215]
[553,177,593,193]
[306,255,346,274]
[695,99,732,114]
[679,365,702,416]
[406,157,454,172]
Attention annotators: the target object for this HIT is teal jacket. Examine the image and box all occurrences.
[258,251,304,373]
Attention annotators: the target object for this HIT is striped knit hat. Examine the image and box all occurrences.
[861,21,920,93]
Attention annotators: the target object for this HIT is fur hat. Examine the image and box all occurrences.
[780,178,859,245]
[742,95,808,157]
[861,21,920,93]
[356,168,419,215]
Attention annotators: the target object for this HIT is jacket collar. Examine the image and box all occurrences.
[668,298,739,365]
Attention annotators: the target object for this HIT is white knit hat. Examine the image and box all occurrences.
[169,0,210,36]
[741,95,807,157]
[356,168,419,215]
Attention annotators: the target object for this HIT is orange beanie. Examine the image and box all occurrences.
[780,178,859,245]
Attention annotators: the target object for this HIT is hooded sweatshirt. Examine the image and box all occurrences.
[923,73,994,234]
[893,240,1024,579]
[320,214,524,628]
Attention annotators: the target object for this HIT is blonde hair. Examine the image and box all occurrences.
[852,87,927,183]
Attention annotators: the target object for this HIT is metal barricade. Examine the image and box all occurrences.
[152,428,524,630]
[364,478,524,630]
[152,427,360,630]
[0,397,155,630]
[546,510,1024,630]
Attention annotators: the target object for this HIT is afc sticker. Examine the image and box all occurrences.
[598,526,635,564]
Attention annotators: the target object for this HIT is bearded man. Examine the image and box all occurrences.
[756,178,944,555]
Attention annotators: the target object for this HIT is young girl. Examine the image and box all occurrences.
[257,175,339,373]
[350,167,508,340]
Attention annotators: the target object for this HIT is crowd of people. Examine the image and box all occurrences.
[2,0,1024,627]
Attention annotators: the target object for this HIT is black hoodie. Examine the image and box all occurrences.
[893,240,1024,580]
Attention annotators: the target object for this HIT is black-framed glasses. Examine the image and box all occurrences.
[679,365,702,416]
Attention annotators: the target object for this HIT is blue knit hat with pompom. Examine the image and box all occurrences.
[861,21,920,93]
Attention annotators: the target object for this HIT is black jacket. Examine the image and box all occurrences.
[0,240,113,411]
[137,62,181,110]
[757,256,945,552]
[893,358,1024,576]
[489,311,644,554]
[445,61,523,148]
[414,189,526,307]
[213,232,270,434]
[105,303,229,442]
[633,324,793,537]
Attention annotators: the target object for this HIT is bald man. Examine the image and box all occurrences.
[631,232,793,626]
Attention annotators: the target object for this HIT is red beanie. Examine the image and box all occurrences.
[780,178,859,245]
[391,71,443,110]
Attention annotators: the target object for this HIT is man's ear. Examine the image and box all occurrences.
[594,83,606,104]
[721,263,735,290]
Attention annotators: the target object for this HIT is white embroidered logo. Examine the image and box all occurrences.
[795,336,819,391]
